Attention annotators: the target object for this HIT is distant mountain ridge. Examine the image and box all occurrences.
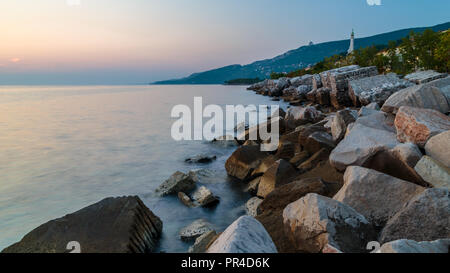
[153,22,450,85]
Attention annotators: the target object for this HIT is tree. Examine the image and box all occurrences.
[435,31,450,73]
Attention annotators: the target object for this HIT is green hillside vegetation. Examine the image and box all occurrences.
[270,29,450,80]
[224,78,262,85]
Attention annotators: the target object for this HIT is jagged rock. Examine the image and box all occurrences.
[225,145,268,181]
[316,87,331,105]
[377,239,450,253]
[238,116,286,144]
[1,196,163,253]
[391,143,423,168]
[293,85,312,100]
[348,73,413,106]
[185,154,217,164]
[297,124,328,147]
[306,89,317,103]
[179,219,214,241]
[331,109,357,142]
[212,135,239,147]
[394,106,450,148]
[192,186,219,207]
[297,148,330,172]
[291,74,314,87]
[289,151,310,166]
[178,192,195,207]
[425,131,450,168]
[256,178,341,253]
[251,155,277,177]
[188,230,218,253]
[246,197,264,217]
[294,160,344,186]
[244,177,261,195]
[285,106,324,130]
[156,171,196,196]
[358,106,380,117]
[283,193,376,253]
[303,131,335,154]
[404,70,448,84]
[329,66,378,108]
[330,111,399,171]
[379,188,450,243]
[257,159,298,198]
[274,140,296,160]
[366,102,380,110]
[381,77,450,114]
[414,156,450,190]
[312,74,323,90]
[334,166,425,228]
[207,216,277,253]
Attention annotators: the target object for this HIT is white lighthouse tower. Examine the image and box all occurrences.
[347,29,355,54]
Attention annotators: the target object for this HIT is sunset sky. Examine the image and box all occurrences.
[0,0,449,84]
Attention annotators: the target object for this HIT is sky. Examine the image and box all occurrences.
[0,0,449,85]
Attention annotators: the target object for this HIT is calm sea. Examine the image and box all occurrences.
[0,84,287,252]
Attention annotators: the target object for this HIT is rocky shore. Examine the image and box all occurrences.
[2,67,449,253]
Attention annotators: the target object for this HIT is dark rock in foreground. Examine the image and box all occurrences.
[2,196,163,253]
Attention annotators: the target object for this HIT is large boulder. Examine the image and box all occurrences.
[390,142,423,168]
[377,239,450,253]
[284,106,324,130]
[348,73,413,106]
[333,166,425,228]
[404,70,448,84]
[381,77,450,114]
[331,109,357,142]
[330,111,399,171]
[257,159,297,198]
[206,216,277,253]
[303,131,335,154]
[283,193,376,253]
[1,196,163,253]
[256,178,341,253]
[225,145,268,181]
[156,171,196,196]
[329,66,378,109]
[414,156,450,190]
[394,106,450,148]
[425,131,450,168]
[290,74,314,87]
[379,188,450,243]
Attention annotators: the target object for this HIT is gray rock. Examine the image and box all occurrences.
[404,70,448,84]
[414,156,450,190]
[377,239,450,253]
[330,112,399,171]
[206,216,277,253]
[358,107,380,117]
[334,166,425,228]
[1,196,163,253]
[379,188,450,243]
[179,219,214,241]
[283,193,376,253]
[156,171,196,196]
[188,230,217,253]
[425,131,450,168]
[331,109,357,142]
[192,186,219,207]
[381,77,450,114]
[285,106,324,130]
[329,66,378,108]
[290,74,314,87]
[246,197,264,217]
[390,142,423,168]
[394,106,450,148]
[178,192,195,207]
[348,73,413,106]
[185,154,217,164]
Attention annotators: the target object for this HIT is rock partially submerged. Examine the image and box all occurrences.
[206,216,277,253]
[246,197,263,217]
[192,186,219,207]
[185,154,217,164]
[283,193,376,253]
[188,230,218,253]
[2,196,163,253]
[156,171,196,196]
[179,219,214,241]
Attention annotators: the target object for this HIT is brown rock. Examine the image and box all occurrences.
[225,145,268,181]
[297,148,330,172]
[257,159,298,198]
[394,106,450,148]
[331,109,357,142]
[303,131,335,154]
[274,140,296,160]
[289,151,310,166]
